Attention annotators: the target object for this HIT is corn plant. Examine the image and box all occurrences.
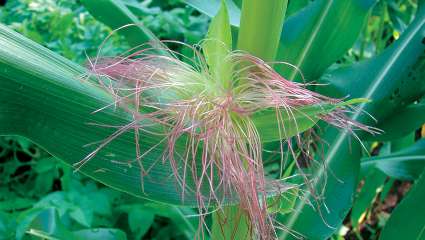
[0,0,424,239]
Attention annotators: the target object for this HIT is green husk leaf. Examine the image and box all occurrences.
[237,0,287,62]
[252,98,368,142]
[251,104,334,142]
[203,0,233,88]
[0,24,200,206]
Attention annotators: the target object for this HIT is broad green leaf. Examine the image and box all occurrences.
[116,203,155,239]
[278,127,362,240]
[20,207,128,240]
[361,139,425,180]
[0,24,201,206]
[80,0,166,52]
[16,208,47,240]
[319,4,425,128]
[203,0,233,88]
[0,198,35,211]
[379,170,425,240]
[211,206,251,240]
[391,132,416,152]
[279,5,425,239]
[253,98,369,142]
[251,104,335,142]
[286,0,310,18]
[127,207,154,238]
[237,0,287,62]
[366,102,425,141]
[277,0,377,81]
[17,208,72,240]
[268,188,299,215]
[183,0,241,27]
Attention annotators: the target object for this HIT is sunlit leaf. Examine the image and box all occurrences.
[203,0,233,87]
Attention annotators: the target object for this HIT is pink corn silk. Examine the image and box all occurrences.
[84,48,377,239]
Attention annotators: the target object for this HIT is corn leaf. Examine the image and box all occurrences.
[366,101,425,141]
[379,169,425,240]
[361,139,425,181]
[251,104,334,142]
[0,24,200,206]
[203,0,233,88]
[237,0,287,62]
[184,0,377,81]
[279,4,425,239]
[277,0,377,81]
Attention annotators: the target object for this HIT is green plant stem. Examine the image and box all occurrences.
[212,1,288,239]
[237,0,288,62]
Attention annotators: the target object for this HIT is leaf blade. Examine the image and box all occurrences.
[379,170,425,240]
[0,24,199,206]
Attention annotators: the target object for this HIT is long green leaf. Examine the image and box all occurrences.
[366,102,425,141]
[379,169,425,240]
[279,4,425,239]
[277,0,377,81]
[252,104,335,142]
[286,0,310,18]
[237,0,287,62]
[361,139,425,180]
[278,127,362,240]
[0,24,199,206]
[203,0,233,88]
[352,140,391,230]
[319,4,425,127]
[184,0,375,81]
[17,208,72,240]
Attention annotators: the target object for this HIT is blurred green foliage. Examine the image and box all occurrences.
[0,135,200,239]
[343,0,417,63]
[0,0,127,63]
